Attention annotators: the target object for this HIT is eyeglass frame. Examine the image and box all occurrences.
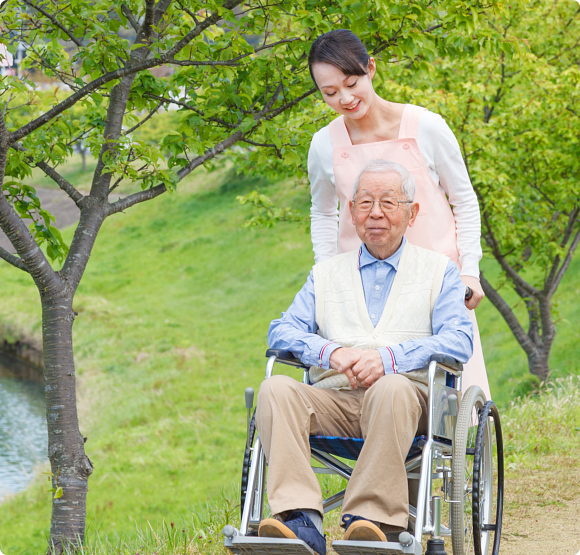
[351,196,414,213]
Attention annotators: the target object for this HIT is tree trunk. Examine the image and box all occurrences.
[42,293,93,553]
[480,273,557,382]
[527,349,550,381]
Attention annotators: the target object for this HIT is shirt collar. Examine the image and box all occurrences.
[358,237,406,271]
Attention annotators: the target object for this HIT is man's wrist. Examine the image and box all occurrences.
[320,343,341,369]
[377,347,396,375]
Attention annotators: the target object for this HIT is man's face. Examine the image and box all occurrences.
[349,171,419,260]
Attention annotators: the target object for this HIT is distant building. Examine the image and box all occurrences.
[0,42,25,77]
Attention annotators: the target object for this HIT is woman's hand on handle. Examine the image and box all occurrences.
[461,275,484,310]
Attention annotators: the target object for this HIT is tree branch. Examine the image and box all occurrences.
[143,92,238,128]
[10,0,245,144]
[22,0,83,46]
[474,183,542,298]
[0,113,54,286]
[122,101,163,136]
[142,0,156,41]
[12,144,85,208]
[260,86,317,123]
[121,3,140,32]
[480,272,538,358]
[105,182,168,215]
[548,217,580,295]
[107,82,315,215]
[36,161,85,207]
[167,59,242,67]
[0,245,29,273]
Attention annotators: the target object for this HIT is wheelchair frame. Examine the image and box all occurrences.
[226,351,503,555]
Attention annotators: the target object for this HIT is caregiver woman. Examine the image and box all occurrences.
[307,29,490,399]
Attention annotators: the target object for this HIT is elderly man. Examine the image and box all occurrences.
[256,159,473,555]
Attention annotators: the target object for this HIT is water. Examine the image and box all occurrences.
[0,352,47,502]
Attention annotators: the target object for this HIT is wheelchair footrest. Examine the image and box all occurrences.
[224,536,316,555]
[331,539,421,555]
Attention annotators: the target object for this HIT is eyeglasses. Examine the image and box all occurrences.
[352,196,413,213]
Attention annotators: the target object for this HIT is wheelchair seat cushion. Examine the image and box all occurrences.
[309,435,427,461]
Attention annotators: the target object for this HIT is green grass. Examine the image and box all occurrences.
[0,164,578,552]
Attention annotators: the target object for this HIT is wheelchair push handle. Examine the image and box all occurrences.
[245,387,254,410]
[465,286,473,301]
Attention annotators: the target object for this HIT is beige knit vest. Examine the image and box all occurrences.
[310,242,449,390]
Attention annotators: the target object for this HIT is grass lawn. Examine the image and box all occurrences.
[0,164,578,552]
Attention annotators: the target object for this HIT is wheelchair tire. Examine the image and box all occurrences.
[472,401,504,555]
[240,409,257,523]
[451,386,486,555]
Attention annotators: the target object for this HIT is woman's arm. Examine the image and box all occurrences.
[418,113,484,309]
[309,128,339,263]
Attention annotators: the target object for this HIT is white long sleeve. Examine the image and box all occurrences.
[308,130,339,263]
[308,110,482,277]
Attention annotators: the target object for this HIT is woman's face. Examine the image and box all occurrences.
[311,59,376,119]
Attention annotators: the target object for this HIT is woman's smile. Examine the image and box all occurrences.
[343,100,361,112]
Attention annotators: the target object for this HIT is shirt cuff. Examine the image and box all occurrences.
[319,342,342,370]
[378,347,397,375]
[387,345,407,373]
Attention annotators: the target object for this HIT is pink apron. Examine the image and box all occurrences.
[328,104,491,400]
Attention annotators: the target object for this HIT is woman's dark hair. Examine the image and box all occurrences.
[308,30,370,87]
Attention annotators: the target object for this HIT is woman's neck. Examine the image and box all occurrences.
[344,94,405,145]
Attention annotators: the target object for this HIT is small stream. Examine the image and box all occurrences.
[0,351,47,502]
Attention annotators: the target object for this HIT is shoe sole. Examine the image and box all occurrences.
[343,520,387,542]
[259,519,298,540]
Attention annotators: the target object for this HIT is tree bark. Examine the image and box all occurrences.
[480,273,555,382]
[42,292,93,552]
[527,348,550,382]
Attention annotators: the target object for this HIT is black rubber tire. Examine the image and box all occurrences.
[472,401,504,555]
[240,409,257,523]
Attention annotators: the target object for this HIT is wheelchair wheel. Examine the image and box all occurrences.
[472,400,504,555]
[240,409,256,522]
[451,386,486,555]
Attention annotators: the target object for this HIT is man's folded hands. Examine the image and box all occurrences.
[329,347,385,388]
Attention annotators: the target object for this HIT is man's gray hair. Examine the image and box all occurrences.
[352,159,416,201]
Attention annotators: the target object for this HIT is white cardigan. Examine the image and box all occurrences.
[308,110,482,278]
[310,243,448,390]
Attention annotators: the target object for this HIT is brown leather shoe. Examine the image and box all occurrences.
[342,515,387,542]
[258,517,297,539]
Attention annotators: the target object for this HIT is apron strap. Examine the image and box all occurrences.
[328,116,352,147]
[398,104,428,139]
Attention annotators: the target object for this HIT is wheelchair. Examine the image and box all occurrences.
[223,349,504,555]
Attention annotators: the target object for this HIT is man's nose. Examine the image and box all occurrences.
[369,202,384,217]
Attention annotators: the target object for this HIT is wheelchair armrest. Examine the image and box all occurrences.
[265,349,309,370]
[429,354,463,372]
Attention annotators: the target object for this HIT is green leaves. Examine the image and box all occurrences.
[237,190,308,229]
[402,0,580,294]
[1,0,518,271]
[1,182,69,263]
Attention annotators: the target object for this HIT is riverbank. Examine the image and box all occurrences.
[0,165,578,552]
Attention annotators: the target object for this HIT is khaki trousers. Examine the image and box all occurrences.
[255,373,428,531]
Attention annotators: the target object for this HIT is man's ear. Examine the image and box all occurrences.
[407,202,420,227]
[349,200,356,224]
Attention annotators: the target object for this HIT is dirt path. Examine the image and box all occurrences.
[319,454,580,555]
[500,455,580,555]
